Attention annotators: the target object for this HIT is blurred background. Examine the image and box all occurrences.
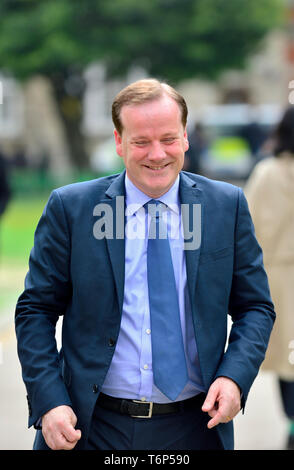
[0,0,293,450]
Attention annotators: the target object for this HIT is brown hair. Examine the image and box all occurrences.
[112,78,188,135]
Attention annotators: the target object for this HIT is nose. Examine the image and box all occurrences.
[148,141,166,161]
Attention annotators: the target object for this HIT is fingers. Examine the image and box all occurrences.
[62,422,82,445]
[202,397,224,429]
[44,421,82,450]
[206,410,228,429]
[206,410,234,428]
[46,430,80,451]
[202,386,218,415]
[42,405,82,450]
[202,377,241,429]
[202,387,223,429]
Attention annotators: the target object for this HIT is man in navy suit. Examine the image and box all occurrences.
[15,79,275,450]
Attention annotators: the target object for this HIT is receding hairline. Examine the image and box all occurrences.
[112,79,188,134]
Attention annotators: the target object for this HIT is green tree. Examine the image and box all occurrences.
[0,0,284,169]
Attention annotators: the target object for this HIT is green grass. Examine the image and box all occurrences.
[1,195,49,262]
[0,195,49,315]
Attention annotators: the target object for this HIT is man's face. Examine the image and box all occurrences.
[114,94,189,198]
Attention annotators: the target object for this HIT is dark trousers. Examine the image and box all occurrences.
[85,397,224,450]
[278,378,294,419]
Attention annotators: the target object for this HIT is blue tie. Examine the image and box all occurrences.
[145,199,188,400]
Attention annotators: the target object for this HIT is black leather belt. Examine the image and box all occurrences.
[97,392,205,418]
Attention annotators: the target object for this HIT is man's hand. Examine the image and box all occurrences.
[42,405,82,450]
[201,377,241,429]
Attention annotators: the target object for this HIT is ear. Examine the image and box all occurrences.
[184,128,189,152]
[114,129,123,157]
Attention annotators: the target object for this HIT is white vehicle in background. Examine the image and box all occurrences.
[190,104,282,181]
[91,137,124,176]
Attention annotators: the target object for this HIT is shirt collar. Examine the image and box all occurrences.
[124,174,180,216]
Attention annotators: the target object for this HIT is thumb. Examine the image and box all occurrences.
[75,429,82,441]
[63,423,82,443]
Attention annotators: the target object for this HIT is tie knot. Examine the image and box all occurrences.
[147,199,161,205]
[144,199,166,219]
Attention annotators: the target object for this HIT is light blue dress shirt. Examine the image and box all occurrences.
[101,174,205,403]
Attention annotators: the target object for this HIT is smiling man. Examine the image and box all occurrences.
[15,78,275,451]
[113,90,188,198]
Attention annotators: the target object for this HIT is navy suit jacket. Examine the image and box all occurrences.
[15,170,275,450]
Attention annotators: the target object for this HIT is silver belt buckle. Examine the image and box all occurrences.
[131,400,153,418]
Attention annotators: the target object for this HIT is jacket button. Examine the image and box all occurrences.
[108,338,115,347]
[92,384,98,394]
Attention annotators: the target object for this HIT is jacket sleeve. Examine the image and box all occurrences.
[214,188,276,408]
[15,190,73,428]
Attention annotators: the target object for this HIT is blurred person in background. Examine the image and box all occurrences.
[239,120,267,160]
[15,79,275,451]
[183,122,207,174]
[245,106,294,450]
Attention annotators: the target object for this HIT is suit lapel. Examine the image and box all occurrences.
[179,172,203,307]
[101,171,126,315]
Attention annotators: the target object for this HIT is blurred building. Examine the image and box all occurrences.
[181,29,293,123]
[23,76,72,174]
[0,74,71,175]
[1,17,294,174]
[83,27,294,174]
[0,74,24,142]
